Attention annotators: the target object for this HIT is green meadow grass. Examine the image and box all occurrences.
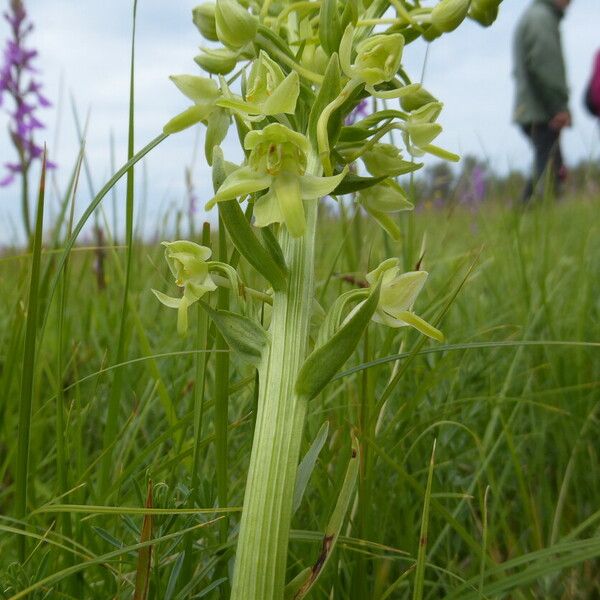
[1,189,599,598]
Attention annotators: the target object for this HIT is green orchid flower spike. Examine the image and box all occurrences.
[152,241,217,336]
[365,258,444,341]
[207,123,346,237]
[217,51,300,118]
[152,0,502,595]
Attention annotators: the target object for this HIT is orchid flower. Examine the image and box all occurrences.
[365,258,444,341]
[207,123,346,237]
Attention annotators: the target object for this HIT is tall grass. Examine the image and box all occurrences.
[1,182,599,596]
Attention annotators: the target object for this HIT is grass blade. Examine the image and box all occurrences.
[15,151,47,561]
[133,481,153,600]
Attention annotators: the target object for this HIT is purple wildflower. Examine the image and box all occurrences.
[0,0,54,188]
[345,98,370,126]
[461,164,487,209]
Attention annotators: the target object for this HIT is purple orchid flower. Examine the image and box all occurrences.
[345,98,370,126]
[0,0,54,191]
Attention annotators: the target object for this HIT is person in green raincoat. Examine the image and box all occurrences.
[513,0,572,202]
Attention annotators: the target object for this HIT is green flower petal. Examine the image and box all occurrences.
[253,189,283,229]
[262,71,300,115]
[163,104,214,134]
[169,75,220,105]
[273,171,306,238]
[205,107,231,164]
[152,289,182,309]
[299,168,347,199]
[207,166,272,208]
[394,311,444,341]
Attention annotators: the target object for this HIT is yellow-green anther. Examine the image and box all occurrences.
[365,258,443,340]
[431,0,471,33]
[195,47,239,75]
[152,241,217,336]
[215,0,257,49]
[192,3,219,41]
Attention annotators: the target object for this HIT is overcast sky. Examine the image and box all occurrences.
[0,0,598,244]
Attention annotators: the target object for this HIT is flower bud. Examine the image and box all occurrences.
[352,33,405,86]
[195,47,239,75]
[192,3,219,41]
[400,87,437,112]
[469,0,501,27]
[360,182,413,213]
[431,0,471,33]
[215,0,257,49]
[362,144,420,177]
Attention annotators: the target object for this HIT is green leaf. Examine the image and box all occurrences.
[319,0,342,55]
[218,197,287,291]
[260,227,288,275]
[201,303,269,367]
[295,283,380,400]
[286,433,361,598]
[293,422,329,513]
[308,54,341,148]
[133,482,153,600]
[331,173,387,195]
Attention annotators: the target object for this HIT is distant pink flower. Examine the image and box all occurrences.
[0,0,54,187]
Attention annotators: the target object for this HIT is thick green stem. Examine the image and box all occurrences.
[230,159,319,600]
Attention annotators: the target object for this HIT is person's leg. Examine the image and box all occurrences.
[530,123,562,199]
[520,123,563,203]
[520,124,535,203]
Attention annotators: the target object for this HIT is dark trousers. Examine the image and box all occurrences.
[520,122,564,202]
